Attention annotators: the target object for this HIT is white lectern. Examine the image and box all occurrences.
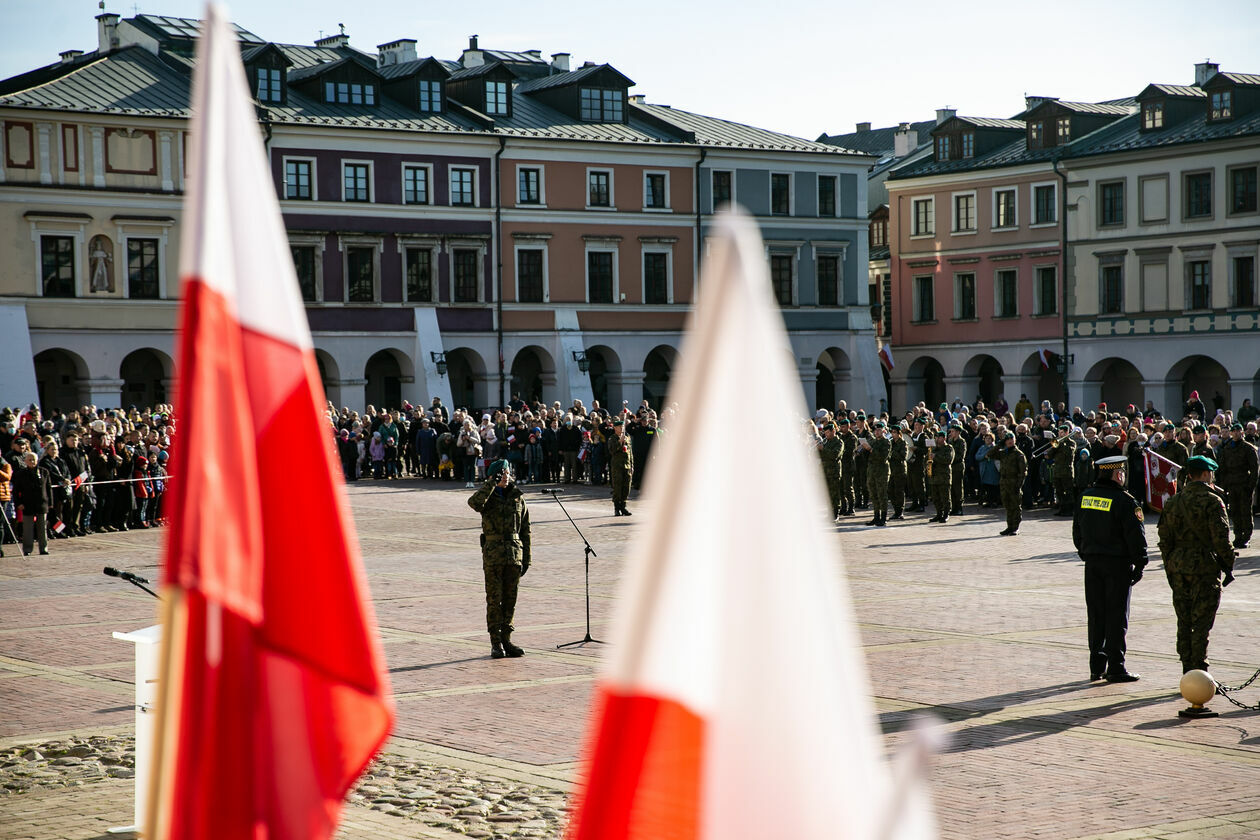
[109,624,161,836]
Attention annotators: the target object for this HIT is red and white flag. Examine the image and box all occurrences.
[878,342,895,372]
[1144,448,1179,511]
[147,6,393,839]
[566,212,935,840]
[51,520,66,535]
[1038,348,1054,370]
[72,470,89,490]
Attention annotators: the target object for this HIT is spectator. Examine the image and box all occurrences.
[13,451,52,556]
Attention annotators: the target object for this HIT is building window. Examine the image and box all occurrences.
[935,135,950,161]
[450,167,475,206]
[1142,102,1164,130]
[1233,256,1256,308]
[644,252,668,304]
[418,80,442,112]
[515,249,544,303]
[40,235,75,297]
[403,166,429,205]
[256,67,282,103]
[518,167,541,204]
[1101,265,1123,314]
[913,275,934,322]
[771,174,791,216]
[1210,90,1232,121]
[1184,172,1213,219]
[324,81,375,105]
[588,251,614,303]
[818,175,836,217]
[995,269,1018,317]
[405,248,433,302]
[1229,166,1257,214]
[127,238,159,299]
[1036,266,1057,315]
[712,170,732,209]
[343,163,370,202]
[1056,117,1071,143]
[346,246,375,302]
[485,81,509,115]
[954,273,976,319]
[644,173,668,209]
[961,132,974,158]
[912,197,934,236]
[291,245,317,302]
[870,220,886,247]
[817,254,839,306]
[953,193,976,232]
[770,254,793,305]
[1099,181,1124,226]
[453,249,479,302]
[1188,260,1211,310]
[1033,184,1056,224]
[994,188,1016,228]
[285,159,312,200]
[579,88,624,122]
[1028,121,1043,148]
[588,170,611,207]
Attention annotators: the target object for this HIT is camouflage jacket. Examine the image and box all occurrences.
[987,444,1027,486]
[468,479,531,561]
[1157,480,1233,577]
[867,436,891,474]
[839,431,858,466]
[908,433,929,470]
[1155,439,1188,467]
[949,436,966,478]
[608,433,634,471]
[888,436,908,475]
[1051,436,1076,476]
[819,436,844,477]
[1216,438,1258,487]
[928,443,954,485]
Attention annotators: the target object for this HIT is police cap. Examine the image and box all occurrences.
[1094,456,1127,471]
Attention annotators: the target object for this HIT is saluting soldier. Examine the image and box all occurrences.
[1158,455,1237,674]
[928,428,955,523]
[837,417,858,517]
[468,459,532,659]
[853,413,870,509]
[948,423,966,516]
[608,417,634,516]
[888,423,909,520]
[818,422,845,521]
[864,421,891,527]
[987,431,1028,536]
[1072,456,1147,682]
[1052,423,1077,516]
[1215,423,1257,549]
[907,419,929,512]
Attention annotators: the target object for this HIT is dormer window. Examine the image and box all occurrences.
[1028,121,1044,148]
[418,80,442,113]
[961,132,974,158]
[935,135,950,161]
[1210,90,1232,121]
[485,81,509,115]
[256,67,282,103]
[579,88,624,122]
[1056,117,1071,143]
[1142,101,1164,130]
[325,81,376,105]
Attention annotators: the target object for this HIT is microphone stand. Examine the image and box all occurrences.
[103,567,159,599]
[540,489,603,649]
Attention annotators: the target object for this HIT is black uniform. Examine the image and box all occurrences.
[1072,478,1148,680]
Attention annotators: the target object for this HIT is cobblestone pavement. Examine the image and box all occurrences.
[1,478,1258,839]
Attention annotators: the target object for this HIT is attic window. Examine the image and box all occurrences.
[418,80,442,113]
[256,67,283,103]
[1056,117,1071,143]
[961,132,974,158]
[935,135,950,161]
[1210,90,1232,121]
[485,81,509,116]
[1142,101,1164,130]
[1028,121,1044,148]
[579,88,624,122]
[325,81,376,106]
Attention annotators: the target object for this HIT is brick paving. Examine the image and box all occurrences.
[1,479,1257,839]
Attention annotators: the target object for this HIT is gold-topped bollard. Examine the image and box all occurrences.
[1178,669,1219,719]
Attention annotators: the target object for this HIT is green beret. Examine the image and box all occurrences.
[873,420,886,429]
[939,403,948,409]
[856,412,867,419]
[612,418,624,425]
[1185,455,1218,473]
[1003,431,1015,440]
[933,428,947,437]
[1193,425,1207,434]
[837,418,850,426]
[822,422,836,431]
[487,459,510,477]
[892,423,906,432]
[1231,422,1243,431]
[948,421,962,429]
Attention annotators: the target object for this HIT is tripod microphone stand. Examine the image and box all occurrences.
[540,489,603,649]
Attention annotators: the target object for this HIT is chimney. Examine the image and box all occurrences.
[935,107,956,125]
[894,122,917,157]
[1195,59,1219,86]
[377,38,417,67]
[60,49,84,64]
[856,121,871,132]
[628,94,645,105]
[1024,95,1057,112]
[315,24,350,49]
[524,49,542,59]
[96,12,119,53]
[550,52,570,73]
[463,34,484,68]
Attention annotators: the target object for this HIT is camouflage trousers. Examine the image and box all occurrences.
[610,465,632,505]
[889,471,906,512]
[483,542,523,640]
[907,466,925,506]
[930,482,951,518]
[951,474,963,511]
[840,465,855,509]
[1055,479,1075,510]
[1165,570,1221,671]
[825,473,842,516]
[867,469,890,512]
[855,461,868,504]
[1224,484,1254,544]
[1001,483,1022,530]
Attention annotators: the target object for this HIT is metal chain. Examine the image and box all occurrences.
[1215,667,1260,711]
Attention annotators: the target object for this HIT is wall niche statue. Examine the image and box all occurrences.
[89,235,114,293]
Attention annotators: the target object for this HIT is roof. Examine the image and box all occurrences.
[516,63,634,94]
[634,103,868,154]
[377,57,448,81]
[1212,72,1260,86]
[1063,107,1260,159]
[127,13,263,44]
[447,61,515,82]
[817,119,937,156]
[1046,100,1133,115]
[950,116,1026,129]
[0,46,190,118]
[1143,83,1206,98]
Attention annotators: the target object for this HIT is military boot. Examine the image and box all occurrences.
[875,510,887,527]
[891,507,903,520]
[613,503,622,517]
[866,511,879,526]
[620,503,632,516]
[501,630,524,658]
[490,635,506,659]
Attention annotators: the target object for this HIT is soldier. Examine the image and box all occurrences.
[907,418,928,512]
[607,418,634,516]
[888,423,909,520]
[1072,456,1147,682]
[853,413,869,509]
[928,428,954,523]
[1157,455,1236,673]
[837,417,858,517]
[864,421,891,526]
[818,422,845,521]
[1051,423,1077,516]
[948,423,966,516]
[988,431,1028,536]
[1190,425,1212,459]
[468,459,532,658]
[1216,423,1258,548]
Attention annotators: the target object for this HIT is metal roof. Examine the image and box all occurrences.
[817,119,937,156]
[516,63,633,94]
[1051,100,1133,115]
[0,46,190,117]
[1064,107,1260,158]
[635,103,867,154]
[1215,72,1260,86]
[952,116,1025,129]
[1145,83,1206,98]
[129,14,264,44]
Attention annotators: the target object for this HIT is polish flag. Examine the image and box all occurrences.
[52,520,66,535]
[72,470,89,490]
[1144,448,1179,511]
[879,342,895,372]
[147,6,393,839]
[1038,348,1054,370]
[566,212,936,840]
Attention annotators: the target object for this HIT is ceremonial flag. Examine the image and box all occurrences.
[1144,448,1179,511]
[879,342,895,372]
[566,212,935,840]
[147,5,393,839]
[72,470,89,490]
[1038,348,1054,369]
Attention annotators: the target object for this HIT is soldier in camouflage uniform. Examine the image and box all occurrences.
[608,418,635,516]
[468,459,532,658]
[1052,423,1078,516]
[907,419,929,512]
[837,417,857,517]
[1154,423,1189,471]
[1216,422,1258,548]
[928,428,955,523]
[947,423,966,516]
[818,422,845,521]
[1156,455,1236,673]
[853,414,869,509]
[865,421,891,526]
[987,431,1028,535]
[888,423,909,520]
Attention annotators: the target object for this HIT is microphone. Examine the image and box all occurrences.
[537,488,565,494]
[103,566,151,585]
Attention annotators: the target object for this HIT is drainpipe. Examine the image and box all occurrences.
[1053,155,1070,408]
[495,136,506,407]
[694,147,707,279]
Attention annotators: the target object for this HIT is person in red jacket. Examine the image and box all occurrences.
[132,455,152,528]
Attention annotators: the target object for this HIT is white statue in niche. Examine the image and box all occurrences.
[89,235,114,292]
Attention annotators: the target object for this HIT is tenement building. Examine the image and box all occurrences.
[0,12,880,413]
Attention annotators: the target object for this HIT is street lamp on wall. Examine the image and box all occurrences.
[572,350,590,374]
[430,351,448,377]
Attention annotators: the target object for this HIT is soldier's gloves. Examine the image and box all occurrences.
[1222,572,1234,588]
[520,558,530,577]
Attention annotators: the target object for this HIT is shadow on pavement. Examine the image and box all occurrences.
[389,657,486,673]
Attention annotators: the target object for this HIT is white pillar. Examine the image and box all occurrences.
[943,376,978,406]
[37,123,53,185]
[339,378,368,414]
[85,377,125,409]
[89,126,105,188]
[608,371,645,408]
[158,130,175,192]
[798,365,818,411]
[1227,379,1254,414]
[1142,379,1178,419]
